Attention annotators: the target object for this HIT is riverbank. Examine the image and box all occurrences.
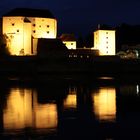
[0,56,140,77]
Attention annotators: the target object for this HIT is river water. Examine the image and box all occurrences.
[0,76,140,139]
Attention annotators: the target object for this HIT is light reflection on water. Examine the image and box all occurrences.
[64,86,77,109]
[92,88,116,122]
[1,80,140,139]
[3,88,58,131]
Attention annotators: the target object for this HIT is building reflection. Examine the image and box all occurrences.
[3,88,57,130]
[63,86,77,109]
[92,87,116,122]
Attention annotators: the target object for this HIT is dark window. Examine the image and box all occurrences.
[17,29,19,32]
[47,31,49,34]
[106,51,108,54]
[33,24,36,27]
[47,25,50,28]
[106,46,108,49]
[33,30,36,33]
[39,25,41,28]
[106,41,108,44]
[106,32,108,34]
[12,23,15,26]
[106,37,108,39]
[71,43,73,45]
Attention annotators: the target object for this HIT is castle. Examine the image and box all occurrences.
[2,8,57,55]
[2,8,115,56]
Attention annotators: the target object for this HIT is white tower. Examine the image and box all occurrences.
[94,30,115,55]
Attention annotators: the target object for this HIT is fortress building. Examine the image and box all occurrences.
[2,8,57,55]
[60,34,77,49]
[94,30,116,55]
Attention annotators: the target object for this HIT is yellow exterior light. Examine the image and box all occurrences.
[94,30,116,55]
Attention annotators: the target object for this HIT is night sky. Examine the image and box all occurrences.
[0,0,140,37]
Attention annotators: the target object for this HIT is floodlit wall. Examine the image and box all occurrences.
[29,17,57,39]
[23,22,32,55]
[3,17,24,55]
[94,30,115,55]
[3,16,57,55]
[63,41,76,49]
[32,38,38,55]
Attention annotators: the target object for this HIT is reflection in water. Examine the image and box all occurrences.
[4,88,33,129]
[136,85,139,95]
[33,93,57,129]
[3,88,57,130]
[93,88,116,122]
[64,87,77,108]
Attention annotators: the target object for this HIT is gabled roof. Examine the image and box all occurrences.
[3,8,55,19]
[60,34,76,41]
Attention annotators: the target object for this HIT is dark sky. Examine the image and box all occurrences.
[0,0,140,37]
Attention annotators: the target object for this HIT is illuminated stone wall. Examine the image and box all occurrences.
[94,30,116,55]
[29,17,57,39]
[3,17,25,55]
[3,16,57,55]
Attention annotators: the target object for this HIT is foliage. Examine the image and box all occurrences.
[0,34,10,57]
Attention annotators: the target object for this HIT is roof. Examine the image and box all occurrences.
[3,8,55,19]
[60,34,76,41]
